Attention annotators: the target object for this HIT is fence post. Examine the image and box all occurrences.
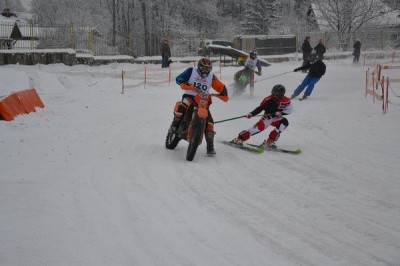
[144,66,147,89]
[128,30,134,56]
[121,70,125,94]
[88,27,94,54]
[69,23,75,50]
[385,77,389,113]
[29,22,35,49]
[169,66,171,86]
[365,70,368,99]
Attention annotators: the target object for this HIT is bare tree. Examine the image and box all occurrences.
[315,0,390,49]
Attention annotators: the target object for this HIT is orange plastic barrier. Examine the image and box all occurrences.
[26,88,45,108]
[0,88,45,121]
[15,90,35,113]
[0,95,21,121]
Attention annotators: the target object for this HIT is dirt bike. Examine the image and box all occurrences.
[232,67,256,96]
[165,92,220,161]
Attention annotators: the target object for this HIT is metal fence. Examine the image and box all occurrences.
[1,21,399,57]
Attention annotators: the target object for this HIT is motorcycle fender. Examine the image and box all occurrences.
[186,128,204,144]
[197,107,208,119]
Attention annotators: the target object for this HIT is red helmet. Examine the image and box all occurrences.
[197,57,212,77]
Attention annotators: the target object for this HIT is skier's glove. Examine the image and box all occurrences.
[294,68,299,72]
[274,111,282,118]
[246,113,253,119]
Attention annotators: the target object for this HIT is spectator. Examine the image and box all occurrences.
[301,36,312,73]
[314,39,326,59]
[160,38,171,68]
[353,40,362,64]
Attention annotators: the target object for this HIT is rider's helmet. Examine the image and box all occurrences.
[271,84,286,99]
[249,50,257,59]
[309,53,320,63]
[197,57,212,78]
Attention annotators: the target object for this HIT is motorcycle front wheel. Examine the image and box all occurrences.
[186,119,204,161]
[165,130,181,149]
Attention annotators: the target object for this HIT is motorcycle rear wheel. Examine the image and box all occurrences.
[232,83,246,96]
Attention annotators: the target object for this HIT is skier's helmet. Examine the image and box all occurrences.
[249,50,257,59]
[271,84,286,98]
[197,57,212,78]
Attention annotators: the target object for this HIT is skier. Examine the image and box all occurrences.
[231,84,293,148]
[234,50,262,97]
[169,57,229,154]
[291,53,326,100]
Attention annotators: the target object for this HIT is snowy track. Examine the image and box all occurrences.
[1,60,400,265]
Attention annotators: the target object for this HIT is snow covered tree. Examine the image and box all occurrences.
[240,0,281,35]
[315,0,391,49]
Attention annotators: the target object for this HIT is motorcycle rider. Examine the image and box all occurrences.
[234,49,262,97]
[169,57,229,154]
[231,84,293,147]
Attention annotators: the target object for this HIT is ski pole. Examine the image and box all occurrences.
[255,71,292,83]
[214,114,262,124]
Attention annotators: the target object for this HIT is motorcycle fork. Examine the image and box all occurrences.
[186,107,205,143]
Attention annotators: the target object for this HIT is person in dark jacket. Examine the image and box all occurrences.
[160,39,171,68]
[301,36,313,73]
[314,39,326,59]
[291,53,326,100]
[353,40,362,64]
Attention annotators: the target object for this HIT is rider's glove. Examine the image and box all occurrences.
[246,113,253,119]
[274,112,282,118]
[294,68,299,72]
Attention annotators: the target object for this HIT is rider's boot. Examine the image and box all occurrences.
[250,86,254,97]
[205,131,216,155]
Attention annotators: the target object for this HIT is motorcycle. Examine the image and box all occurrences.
[232,67,254,96]
[165,92,221,161]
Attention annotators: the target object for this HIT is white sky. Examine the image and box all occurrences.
[1,53,400,265]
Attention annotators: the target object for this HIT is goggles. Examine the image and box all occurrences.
[199,66,212,74]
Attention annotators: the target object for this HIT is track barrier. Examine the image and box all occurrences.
[0,88,44,121]
[120,60,225,94]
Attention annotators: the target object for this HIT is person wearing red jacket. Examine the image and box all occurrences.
[231,84,293,147]
[169,57,229,154]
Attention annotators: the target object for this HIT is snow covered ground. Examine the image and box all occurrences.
[1,56,400,266]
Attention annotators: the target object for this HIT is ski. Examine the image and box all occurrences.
[247,143,302,155]
[222,140,264,154]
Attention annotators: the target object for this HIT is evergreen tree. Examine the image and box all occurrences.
[240,0,280,35]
